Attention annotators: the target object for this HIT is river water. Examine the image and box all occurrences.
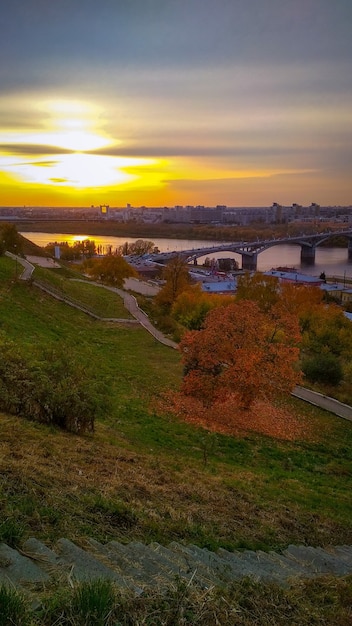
[22,231,352,280]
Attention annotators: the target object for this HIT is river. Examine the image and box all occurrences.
[22,231,352,279]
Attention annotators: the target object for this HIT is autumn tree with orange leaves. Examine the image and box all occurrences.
[179,300,302,410]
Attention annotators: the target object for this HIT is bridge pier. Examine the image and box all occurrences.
[348,238,352,260]
[241,253,257,271]
[300,245,316,265]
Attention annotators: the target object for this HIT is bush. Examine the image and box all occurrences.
[0,335,106,433]
[302,352,343,386]
[30,349,104,433]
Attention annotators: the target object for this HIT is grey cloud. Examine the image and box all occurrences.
[0,144,73,155]
[89,143,307,159]
[1,0,351,91]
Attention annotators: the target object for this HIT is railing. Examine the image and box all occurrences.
[33,279,101,318]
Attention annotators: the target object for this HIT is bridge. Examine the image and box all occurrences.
[152,228,352,271]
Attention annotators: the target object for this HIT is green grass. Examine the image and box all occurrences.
[1,252,352,620]
[0,585,28,626]
[32,265,132,318]
[0,254,352,555]
[0,255,16,280]
[2,577,352,625]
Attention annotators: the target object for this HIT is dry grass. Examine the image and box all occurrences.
[1,410,351,552]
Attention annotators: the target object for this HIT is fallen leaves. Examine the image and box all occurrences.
[158,391,313,442]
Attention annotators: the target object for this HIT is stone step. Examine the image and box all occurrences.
[22,538,60,568]
[54,538,124,583]
[264,550,317,580]
[149,542,197,578]
[101,540,178,587]
[283,544,352,576]
[217,547,284,581]
[303,546,352,576]
[326,545,352,563]
[85,539,144,593]
[1,539,352,594]
[0,543,49,587]
[125,541,186,580]
[220,548,305,583]
[150,542,221,588]
[180,544,234,582]
[166,542,228,587]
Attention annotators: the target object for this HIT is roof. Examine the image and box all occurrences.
[201,281,236,293]
[264,270,322,285]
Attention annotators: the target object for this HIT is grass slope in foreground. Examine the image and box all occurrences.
[0,257,351,554]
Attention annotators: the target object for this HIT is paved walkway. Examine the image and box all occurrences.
[25,255,61,268]
[123,276,160,296]
[5,251,35,281]
[292,386,352,422]
[81,281,178,349]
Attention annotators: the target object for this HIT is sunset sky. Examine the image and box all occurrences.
[1,0,351,208]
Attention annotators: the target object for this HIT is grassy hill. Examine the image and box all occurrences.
[2,254,352,622]
[0,254,351,555]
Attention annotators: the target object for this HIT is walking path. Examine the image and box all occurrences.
[292,386,352,422]
[5,251,35,280]
[101,283,178,349]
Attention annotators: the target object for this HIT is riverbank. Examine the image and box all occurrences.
[20,229,352,278]
[15,218,350,245]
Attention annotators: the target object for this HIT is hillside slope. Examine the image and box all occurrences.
[0,256,351,555]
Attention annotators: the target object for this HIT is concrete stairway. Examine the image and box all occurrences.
[1,539,352,593]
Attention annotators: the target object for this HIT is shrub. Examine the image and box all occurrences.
[0,337,34,416]
[302,353,343,386]
[0,335,106,434]
[30,349,104,433]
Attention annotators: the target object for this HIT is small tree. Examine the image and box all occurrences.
[0,336,34,415]
[172,284,234,331]
[155,256,192,310]
[119,239,159,255]
[45,239,97,260]
[179,300,302,410]
[236,272,280,312]
[0,223,23,255]
[84,255,137,287]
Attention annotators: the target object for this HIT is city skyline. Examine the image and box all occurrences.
[1,0,351,207]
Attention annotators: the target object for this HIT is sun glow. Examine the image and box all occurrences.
[46,100,110,151]
[0,97,163,190]
[0,153,159,188]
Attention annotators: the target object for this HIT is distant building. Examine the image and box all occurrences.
[100,204,109,218]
